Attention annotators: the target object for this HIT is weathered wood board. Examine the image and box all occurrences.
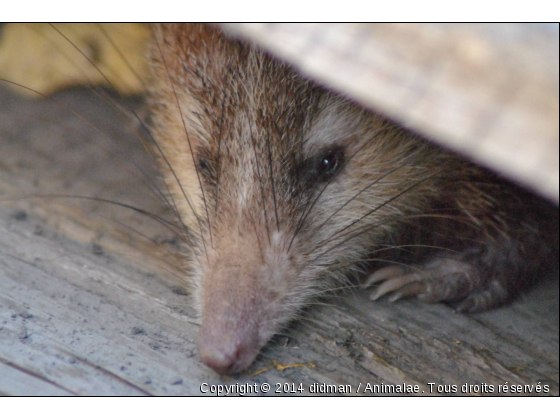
[0,85,558,396]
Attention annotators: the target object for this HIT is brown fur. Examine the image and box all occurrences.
[148,23,558,374]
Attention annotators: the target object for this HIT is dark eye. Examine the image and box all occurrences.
[316,147,344,182]
[198,157,210,173]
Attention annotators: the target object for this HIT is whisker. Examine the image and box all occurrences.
[316,172,441,256]
[35,26,182,221]
[46,24,196,247]
[80,86,183,222]
[2,194,185,237]
[97,214,186,268]
[311,174,441,263]
[317,211,486,259]
[95,23,148,91]
[149,24,212,259]
[308,157,415,241]
[0,77,181,226]
[315,244,462,271]
[151,27,214,251]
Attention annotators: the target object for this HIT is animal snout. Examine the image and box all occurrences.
[197,323,260,374]
[196,249,291,373]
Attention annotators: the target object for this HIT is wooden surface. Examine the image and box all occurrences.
[0,85,558,396]
[224,23,559,203]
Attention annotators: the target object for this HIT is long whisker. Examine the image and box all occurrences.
[0,77,182,228]
[150,25,214,252]
[311,173,441,262]
[147,24,212,259]
[97,215,186,269]
[309,157,416,241]
[29,25,180,222]
[2,194,185,237]
[46,24,196,246]
[314,211,484,259]
[96,224,195,284]
[95,23,148,91]
[316,245,460,272]
[72,82,182,220]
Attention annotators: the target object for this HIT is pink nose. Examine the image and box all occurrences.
[197,325,260,374]
[198,348,237,374]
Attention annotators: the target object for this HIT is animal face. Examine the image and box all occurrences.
[149,24,438,373]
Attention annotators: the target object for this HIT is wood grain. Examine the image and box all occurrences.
[0,84,558,395]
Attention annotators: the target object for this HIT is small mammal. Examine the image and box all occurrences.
[148,23,558,374]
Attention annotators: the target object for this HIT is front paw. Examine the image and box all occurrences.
[363,257,508,313]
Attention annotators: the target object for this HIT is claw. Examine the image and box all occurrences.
[369,274,419,301]
[363,266,407,288]
[366,256,498,310]
[388,281,427,302]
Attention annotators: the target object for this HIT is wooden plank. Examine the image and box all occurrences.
[0,360,73,396]
[223,23,559,203]
[0,83,558,395]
